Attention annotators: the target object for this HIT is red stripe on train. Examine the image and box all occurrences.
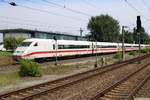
[22,48,136,57]
[22,48,118,57]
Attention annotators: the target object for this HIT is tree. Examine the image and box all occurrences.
[123,31,134,43]
[87,14,120,42]
[4,37,23,51]
[133,27,149,44]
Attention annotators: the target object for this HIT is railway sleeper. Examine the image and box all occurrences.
[110,89,130,93]
[100,97,117,100]
[9,95,23,99]
[114,86,133,90]
[18,92,29,97]
[25,90,34,94]
[39,86,50,90]
[113,88,132,91]
[107,92,129,96]
[103,94,126,99]
[33,88,42,92]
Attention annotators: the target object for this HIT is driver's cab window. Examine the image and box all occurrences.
[34,42,38,47]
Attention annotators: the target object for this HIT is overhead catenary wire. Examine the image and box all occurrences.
[0,20,80,31]
[0,20,48,28]
[141,0,150,12]
[124,0,150,22]
[40,0,92,17]
[0,16,86,29]
[81,0,107,14]
[0,0,94,34]
[0,0,88,22]
[0,20,87,34]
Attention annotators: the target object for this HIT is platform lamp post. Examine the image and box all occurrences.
[121,26,128,61]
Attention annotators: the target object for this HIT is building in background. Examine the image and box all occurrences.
[0,29,86,41]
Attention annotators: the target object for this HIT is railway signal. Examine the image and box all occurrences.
[136,16,141,32]
[136,16,142,58]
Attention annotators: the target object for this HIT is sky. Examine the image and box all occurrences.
[0,0,150,42]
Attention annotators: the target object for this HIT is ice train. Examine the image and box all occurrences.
[13,38,149,60]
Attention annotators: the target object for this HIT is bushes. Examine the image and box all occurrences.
[128,51,138,56]
[19,59,42,77]
[140,48,150,54]
[4,37,23,51]
[128,48,150,56]
[113,52,122,60]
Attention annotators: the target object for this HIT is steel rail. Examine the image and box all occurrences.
[89,62,150,100]
[0,54,150,100]
[125,72,150,100]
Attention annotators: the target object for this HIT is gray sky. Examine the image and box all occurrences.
[0,0,150,42]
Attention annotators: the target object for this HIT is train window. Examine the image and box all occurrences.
[58,45,90,49]
[95,45,117,48]
[19,42,32,47]
[127,46,131,47]
[34,43,38,46]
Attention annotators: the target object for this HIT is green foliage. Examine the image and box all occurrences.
[113,52,122,60]
[119,31,134,43]
[140,48,150,54]
[19,59,42,77]
[128,51,138,56]
[133,27,150,44]
[0,51,12,56]
[87,14,120,42]
[4,37,23,51]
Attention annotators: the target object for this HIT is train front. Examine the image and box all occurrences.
[13,40,32,60]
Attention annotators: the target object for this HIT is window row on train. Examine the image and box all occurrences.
[53,44,142,50]
[58,45,90,49]
[96,45,117,48]
[57,45,117,49]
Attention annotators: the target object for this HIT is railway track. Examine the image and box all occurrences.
[0,54,150,100]
[89,60,150,100]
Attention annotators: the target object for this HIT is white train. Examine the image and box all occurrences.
[13,38,148,60]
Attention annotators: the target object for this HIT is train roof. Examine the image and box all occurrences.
[23,38,118,45]
[22,38,149,46]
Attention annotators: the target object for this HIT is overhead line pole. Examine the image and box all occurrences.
[121,26,128,61]
[122,26,125,61]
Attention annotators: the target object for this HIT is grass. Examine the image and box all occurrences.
[128,51,138,56]
[0,54,129,87]
[0,51,17,65]
[113,52,122,61]
[0,62,92,87]
[0,56,17,65]
[0,51,12,56]
[0,71,20,87]
[42,62,91,75]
